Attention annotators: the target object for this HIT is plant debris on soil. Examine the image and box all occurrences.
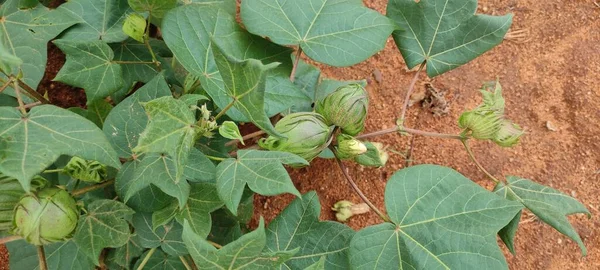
[2,0,600,269]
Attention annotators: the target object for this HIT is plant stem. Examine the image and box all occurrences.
[113,60,156,65]
[214,99,236,120]
[16,79,50,104]
[208,240,222,249]
[461,140,501,184]
[144,13,161,70]
[43,168,64,174]
[136,247,157,270]
[225,130,266,147]
[332,147,391,223]
[206,155,226,162]
[180,256,193,270]
[37,245,48,270]
[71,179,115,197]
[289,47,303,82]
[356,126,464,140]
[0,78,13,94]
[13,81,27,115]
[17,101,42,110]
[399,62,426,122]
[0,235,22,244]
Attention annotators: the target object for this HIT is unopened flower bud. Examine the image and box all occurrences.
[13,187,79,245]
[316,84,368,136]
[64,156,107,183]
[335,134,367,159]
[354,142,389,167]
[458,111,503,140]
[493,120,524,147]
[332,200,370,222]
[259,112,333,164]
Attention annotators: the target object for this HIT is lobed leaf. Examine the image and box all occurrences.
[58,0,133,42]
[387,0,513,77]
[115,160,175,213]
[184,218,296,269]
[174,182,224,238]
[133,249,186,270]
[494,176,590,255]
[53,40,123,104]
[216,150,305,214]
[134,96,198,185]
[7,239,95,270]
[0,105,120,191]
[74,200,135,265]
[103,72,172,158]
[128,0,177,18]
[349,165,522,269]
[132,213,187,256]
[266,191,355,269]
[105,234,145,270]
[0,0,80,94]
[162,3,303,121]
[241,0,396,67]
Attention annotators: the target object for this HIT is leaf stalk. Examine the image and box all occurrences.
[136,247,157,270]
[461,140,501,184]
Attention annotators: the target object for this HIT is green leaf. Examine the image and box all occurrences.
[74,199,135,265]
[184,218,296,269]
[266,191,355,269]
[216,150,305,214]
[305,257,326,270]
[288,58,321,113]
[0,105,120,191]
[103,73,171,158]
[178,0,235,14]
[105,234,145,270]
[58,0,133,42]
[116,160,175,213]
[0,0,79,91]
[211,41,280,136]
[128,0,176,18]
[497,210,521,255]
[241,0,396,67]
[134,96,198,184]
[219,121,244,145]
[125,153,190,208]
[184,147,217,183]
[110,39,171,101]
[174,182,224,238]
[53,40,123,104]
[162,4,301,122]
[133,249,186,270]
[123,13,147,43]
[349,165,522,269]
[7,240,95,270]
[494,176,590,255]
[0,41,21,74]
[387,0,513,77]
[133,213,187,256]
[0,93,18,107]
[70,99,113,128]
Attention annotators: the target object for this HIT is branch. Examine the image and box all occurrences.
[332,147,391,223]
[0,235,22,245]
[356,126,464,140]
[399,62,426,122]
[16,79,50,104]
[37,245,48,270]
[71,179,115,197]
[136,247,156,270]
[0,78,13,94]
[461,140,501,184]
[289,47,303,82]
[144,12,161,70]
[13,81,27,115]
[225,130,266,147]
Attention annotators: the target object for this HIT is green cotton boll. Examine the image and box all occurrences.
[12,187,79,246]
[0,174,49,231]
[258,112,333,165]
[316,84,369,136]
[458,111,503,140]
[493,120,524,148]
[354,142,389,167]
[335,134,367,160]
[63,156,108,183]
